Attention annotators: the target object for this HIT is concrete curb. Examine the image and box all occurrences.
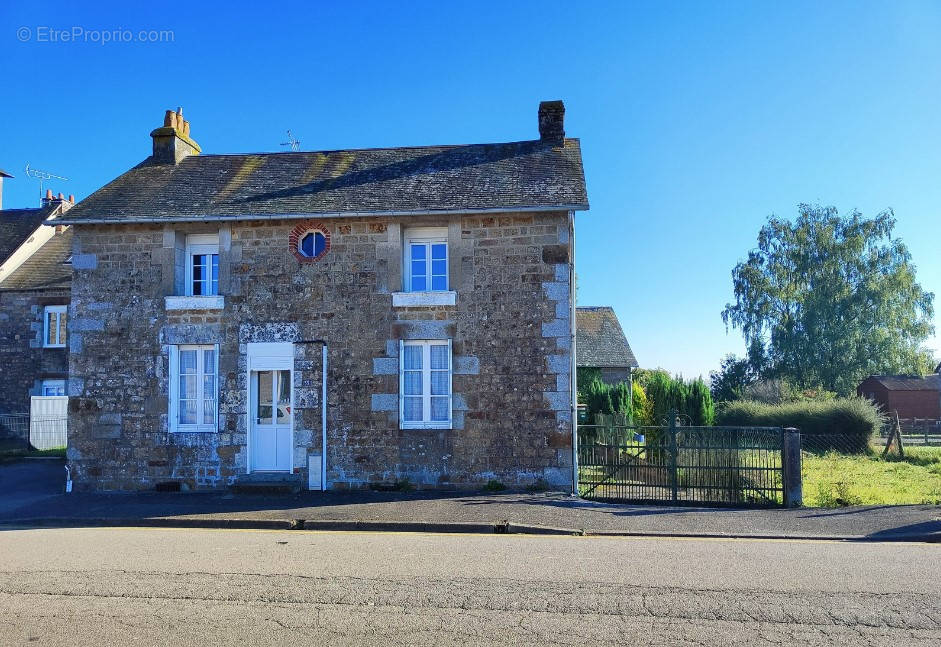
[0,517,580,536]
[0,516,938,542]
[585,529,941,543]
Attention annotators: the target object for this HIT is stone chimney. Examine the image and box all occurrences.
[0,169,12,210]
[538,100,565,143]
[150,107,201,164]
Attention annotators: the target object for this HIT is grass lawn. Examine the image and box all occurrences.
[802,446,941,506]
[0,438,66,460]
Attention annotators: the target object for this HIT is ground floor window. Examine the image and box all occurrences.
[40,379,66,396]
[169,344,218,432]
[399,339,452,429]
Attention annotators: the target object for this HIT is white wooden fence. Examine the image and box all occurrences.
[29,396,68,450]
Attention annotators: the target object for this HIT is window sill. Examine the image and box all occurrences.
[171,426,217,433]
[165,295,225,311]
[400,422,453,430]
[391,291,456,307]
[42,344,66,349]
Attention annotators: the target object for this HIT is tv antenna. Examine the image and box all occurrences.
[280,129,300,152]
[24,163,69,205]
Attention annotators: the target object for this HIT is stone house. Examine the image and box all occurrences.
[58,102,588,491]
[0,186,75,417]
[575,306,638,384]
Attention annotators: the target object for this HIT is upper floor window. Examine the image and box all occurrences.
[299,231,327,259]
[185,234,219,296]
[290,221,331,263]
[404,228,447,292]
[43,305,67,348]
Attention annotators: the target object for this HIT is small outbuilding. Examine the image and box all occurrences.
[575,306,638,384]
[857,374,941,419]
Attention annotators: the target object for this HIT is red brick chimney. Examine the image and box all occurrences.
[150,107,201,164]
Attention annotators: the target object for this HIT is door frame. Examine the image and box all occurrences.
[246,342,294,474]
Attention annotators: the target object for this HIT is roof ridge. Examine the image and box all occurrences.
[192,137,581,159]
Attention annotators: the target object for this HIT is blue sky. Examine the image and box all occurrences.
[2,1,939,378]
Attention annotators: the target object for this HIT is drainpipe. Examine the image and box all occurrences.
[321,343,327,491]
[569,210,578,496]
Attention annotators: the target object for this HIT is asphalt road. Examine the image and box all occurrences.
[0,527,939,646]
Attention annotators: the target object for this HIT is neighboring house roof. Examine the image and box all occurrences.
[575,306,638,369]
[56,139,589,225]
[860,375,941,391]
[0,206,55,264]
[0,227,73,291]
[0,169,13,178]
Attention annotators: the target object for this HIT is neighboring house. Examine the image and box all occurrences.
[56,102,588,491]
[575,306,638,384]
[857,375,941,420]
[0,185,75,416]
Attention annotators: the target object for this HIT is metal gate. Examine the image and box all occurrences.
[577,419,788,507]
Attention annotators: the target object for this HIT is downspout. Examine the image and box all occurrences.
[569,210,578,496]
[321,343,328,491]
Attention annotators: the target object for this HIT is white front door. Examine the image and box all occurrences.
[247,343,293,472]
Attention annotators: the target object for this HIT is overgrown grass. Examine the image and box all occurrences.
[802,446,941,506]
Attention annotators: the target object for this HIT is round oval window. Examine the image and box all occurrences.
[299,231,326,258]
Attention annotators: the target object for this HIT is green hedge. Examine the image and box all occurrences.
[716,397,884,453]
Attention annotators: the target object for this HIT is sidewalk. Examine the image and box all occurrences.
[1,485,939,542]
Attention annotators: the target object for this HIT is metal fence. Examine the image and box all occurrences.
[799,432,873,455]
[578,421,794,507]
[878,418,941,447]
[0,413,29,448]
[0,413,67,451]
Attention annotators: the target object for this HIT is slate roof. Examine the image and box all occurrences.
[861,375,941,391]
[0,227,73,291]
[576,306,638,369]
[0,206,55,264]
[57,139,588,224]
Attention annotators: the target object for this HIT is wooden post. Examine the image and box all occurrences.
[896,411,905,458]
[782,427,802,507]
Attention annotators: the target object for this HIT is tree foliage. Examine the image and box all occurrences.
[631,380,653,425]
[584,377,613,420]
[686,377,716,426]
[709,354,757,402]
[722,204,935,395]
[581,372,715,426]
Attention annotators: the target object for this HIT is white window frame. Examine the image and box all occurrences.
[40,379,66,396]
[43,305,67,348]
[399,339,452,430]
[184,233,220,297]
[169,344,220,433]
[404,228,448,292]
